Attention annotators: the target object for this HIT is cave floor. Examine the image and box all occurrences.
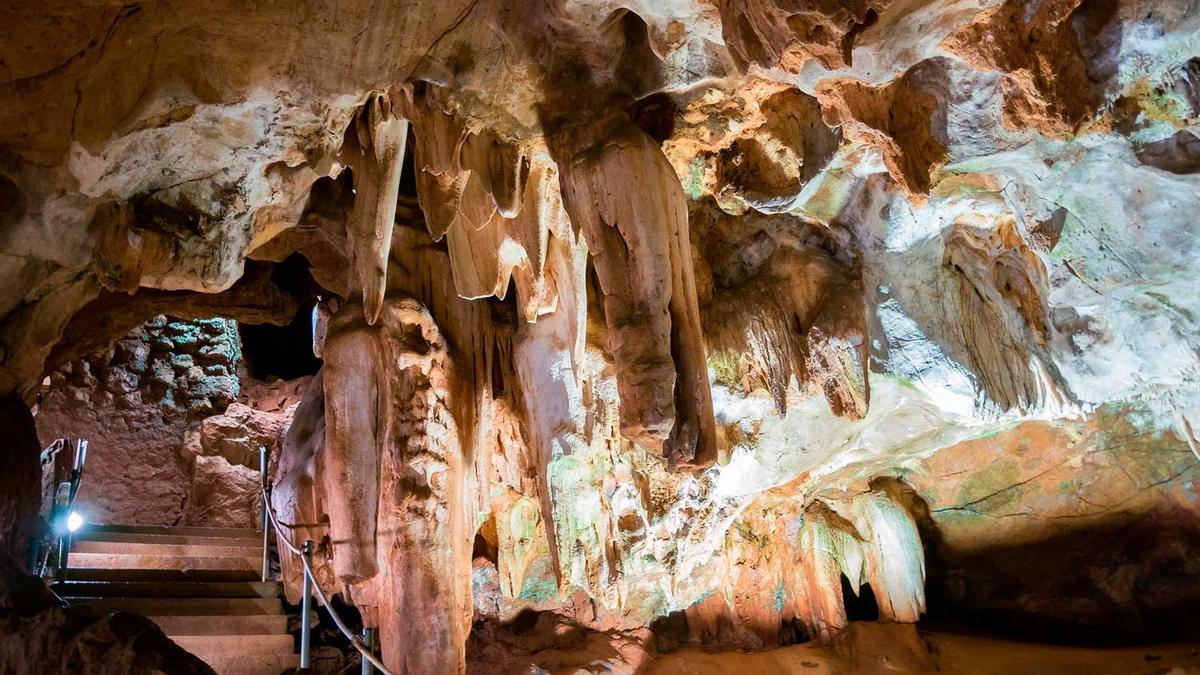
[647,623,1200,675]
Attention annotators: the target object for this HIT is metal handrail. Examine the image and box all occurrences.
[260,484,392,674]
[36,438,87,581]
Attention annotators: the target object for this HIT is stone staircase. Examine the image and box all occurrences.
[54,524,299,674]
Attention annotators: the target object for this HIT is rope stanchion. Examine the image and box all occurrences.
[259,446,271,582]
[261,488,392,675]
[300,540,313,670]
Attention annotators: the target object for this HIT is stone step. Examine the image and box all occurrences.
[63,524,295,674]
[69,552,259,571]
[85,523,261,539]
[171,634,294,655]
[184,651,300,675]
[66,567,261,583]
[67,597,285,616]
[76,529,262,548]
[149,614,289,636]
[73,539,261,558]
[54,580,280,599]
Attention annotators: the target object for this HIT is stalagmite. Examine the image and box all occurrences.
[343,93,409,325]
[272,371,341,601]
[361,298,471,675]
[319,301,384,583]
[490,491,550,600]
[290,293,474,673]
[558,123,718,470]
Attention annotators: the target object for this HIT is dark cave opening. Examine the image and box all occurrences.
[919,516,1200,647]
[842,574,880,622]
[236,253,324,382]
[238,304,322,381]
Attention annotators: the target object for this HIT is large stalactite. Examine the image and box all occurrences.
[557,122,718,470]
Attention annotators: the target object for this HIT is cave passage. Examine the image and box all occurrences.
[239,302,323,381]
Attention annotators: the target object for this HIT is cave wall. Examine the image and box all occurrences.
[1,0,1199,671]
[35,316,241,526]
[911,408,1200,644]
[184,376,312,529]
[0,393,41,562]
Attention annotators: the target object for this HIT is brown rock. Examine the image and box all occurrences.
[0,553,213,674]
[192,402,289,468]
[182,454,260,529]
[816,60,950,195]
[558,122,717,470]
[941,0,1116,135]
[718,0,891,72]
[0,394,40,561]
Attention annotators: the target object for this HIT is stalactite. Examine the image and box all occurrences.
[558,123,718,470]
[406,89,566,322]
[850,488,926,624]
[343,92,409,325]
[501,150,572,322]
[8,2,1200,671]
[513,225,590,583]
[804,278,870,420]
[943,215,1067,414]
[703,244,869,418]
[790,502,865,643]
[460,127,527,218]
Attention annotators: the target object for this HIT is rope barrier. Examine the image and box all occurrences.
[261,488,393,675]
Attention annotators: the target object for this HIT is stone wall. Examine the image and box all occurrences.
[35,316,240,526]
[181,376,311,528]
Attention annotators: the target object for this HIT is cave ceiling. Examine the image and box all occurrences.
[2,0,1199,670]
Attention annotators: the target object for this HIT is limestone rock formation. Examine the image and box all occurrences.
[2,0,1199,672]
[0,393,41,562]
[558,122,717,469]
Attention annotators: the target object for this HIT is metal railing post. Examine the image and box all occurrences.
[68,439,88,504]
[56,439,89,582]
[259,445,270,582]
[56,533,71,581]
[300,540,314,670]
[361,627,376,675]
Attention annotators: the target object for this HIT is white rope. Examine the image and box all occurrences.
[261,488,393,675]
